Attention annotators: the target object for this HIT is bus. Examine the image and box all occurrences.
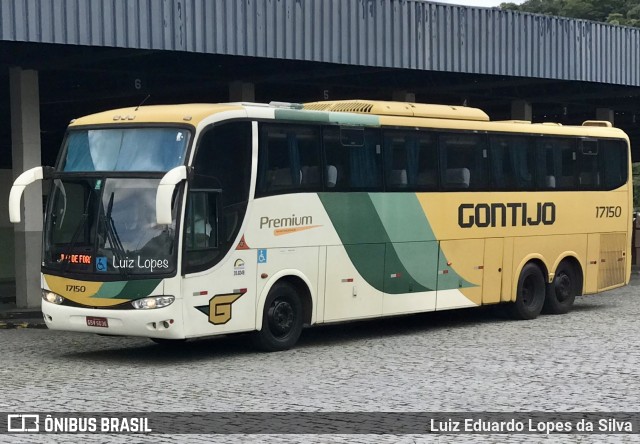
[9,100,632,351]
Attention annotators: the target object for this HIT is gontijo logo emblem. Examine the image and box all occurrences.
[194,290,247,325]
[259,214,322,236]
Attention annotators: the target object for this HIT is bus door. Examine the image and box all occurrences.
[181,189,257,336]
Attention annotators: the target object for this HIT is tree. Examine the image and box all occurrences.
[499,0,640,28]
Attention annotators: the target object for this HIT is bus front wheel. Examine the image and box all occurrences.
[543,261,577,314]
[508,263,546,320]
[253,282,303,352]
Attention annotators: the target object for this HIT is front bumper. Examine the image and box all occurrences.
[41,300,185,339]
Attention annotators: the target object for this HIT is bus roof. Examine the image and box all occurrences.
[67,100,628,141]
[302,100,628,140]
[68,103,244,127]
[304,99,491,121]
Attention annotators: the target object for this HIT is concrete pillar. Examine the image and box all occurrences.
[392,90,415,102]
[596,108,614,124]
[229,81,255,102]
[511,100,532,121]
[10,67,42,309]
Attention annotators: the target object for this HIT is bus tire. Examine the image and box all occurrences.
[543,261,577,314]
[253,282,303,352]
[508,262,546,320]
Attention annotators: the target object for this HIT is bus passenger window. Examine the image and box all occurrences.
[415,136,438,189]
[323,128,347,189]
[257,124,321,196]
[536,138,576,190]
[383,132,409,189]
[577,139,600,189]
[440,133,488,190]
[383,131,437,190]
[489,136,535,190]
[600,140,628,190]
[324,127,381,191]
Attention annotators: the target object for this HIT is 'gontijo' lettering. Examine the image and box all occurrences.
[458,202,556,228]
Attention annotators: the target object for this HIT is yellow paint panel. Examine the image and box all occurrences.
[585,234,600,294]
[44,275,129,307]
[501,238,514,302]
[439,239,483,305]
[482,238,503,304]
[417,191,628,242]
[69,104,243,127]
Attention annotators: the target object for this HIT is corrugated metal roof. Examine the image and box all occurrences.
[1,0,639,86]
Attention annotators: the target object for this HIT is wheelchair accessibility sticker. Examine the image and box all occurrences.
[95,257,108,272]
[257,249,267,264]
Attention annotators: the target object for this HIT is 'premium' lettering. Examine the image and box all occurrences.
[260,214,313,229]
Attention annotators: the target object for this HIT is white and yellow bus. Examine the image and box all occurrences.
[9,100,631,351]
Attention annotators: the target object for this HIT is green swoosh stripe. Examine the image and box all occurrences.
[318,193,473,293]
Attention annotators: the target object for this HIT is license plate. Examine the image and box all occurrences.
[86,316,109,328]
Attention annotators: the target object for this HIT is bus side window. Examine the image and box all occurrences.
[382,130,437,191]
[323,128,346,189]
[489,135,534,190]
[324,127,381,191]
[440,133,488,190]
[600,140,628,190]
[536,138,577,190]
[537,144,556,189]
[577,139,600,189]
[185,191,218,250]
[257,124,321,196]
[415,134,438,189]
[185,121,251,273]
[383,132,409,189]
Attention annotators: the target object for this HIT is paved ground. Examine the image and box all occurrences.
[1,277,640,443]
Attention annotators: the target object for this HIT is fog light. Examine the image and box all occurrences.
[131,296,175,310]
[42,290,64,305]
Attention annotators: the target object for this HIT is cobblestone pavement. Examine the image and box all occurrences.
[2,277,640,443]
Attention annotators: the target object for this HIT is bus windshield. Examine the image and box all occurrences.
[60,127,190,172]
[43,178,179,276]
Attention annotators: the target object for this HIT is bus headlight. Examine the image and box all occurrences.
[42,290,65,305]
[131,296,175,310]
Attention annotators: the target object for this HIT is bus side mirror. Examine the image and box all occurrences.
[9,166,46,223]
[156,166,187,225]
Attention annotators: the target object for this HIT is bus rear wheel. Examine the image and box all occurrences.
[543,261,577,314]
[253,282,303,352]
[508,263,546,320]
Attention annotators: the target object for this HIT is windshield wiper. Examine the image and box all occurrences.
[103,191,129,279]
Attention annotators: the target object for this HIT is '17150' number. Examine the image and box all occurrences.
[596,206,622,218]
